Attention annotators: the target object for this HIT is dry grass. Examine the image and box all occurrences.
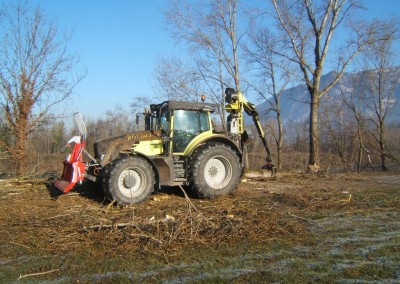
[0,171,399,282]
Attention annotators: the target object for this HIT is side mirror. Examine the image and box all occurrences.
[135,113,140,125]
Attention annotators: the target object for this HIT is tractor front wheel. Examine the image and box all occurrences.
[103,155,155,205]
[189,143,241,198]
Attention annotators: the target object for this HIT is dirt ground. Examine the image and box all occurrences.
[0,171,399,283]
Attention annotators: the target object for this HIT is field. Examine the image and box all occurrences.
[0,171,399,283]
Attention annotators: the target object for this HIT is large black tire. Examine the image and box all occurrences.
[102,155,155,205]
[189,143,241,198]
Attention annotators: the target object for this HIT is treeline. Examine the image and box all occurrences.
[1,95,399,175]
[255,68,400,172]
[247,120,400,173]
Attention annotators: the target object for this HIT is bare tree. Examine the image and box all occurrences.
[152,56,205,102]
[164,0,243,93]
[49,121,66,154]
[162,0,248,135]
[0,2,85,175]
[245,27,293,170]
[271,0,379,172]
[340,73,367,172]
[195,57,231,130]
[87,105,136,141]
[319,101,349,169]
[29,118,66,156]
[358,18,400,171]
[151,55,232,130]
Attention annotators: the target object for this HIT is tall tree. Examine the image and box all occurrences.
[340,73,367,172]
[271,0,379,172]
[152,56,204,102]
[152,56,231,130]
[165,0,243,94]
[358,18,400,171]
[49,121,66,154]
[0,2,85,175]
[245,27,293,170]
[319,100,349,169]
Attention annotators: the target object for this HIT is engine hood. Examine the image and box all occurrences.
[93,130,162,166]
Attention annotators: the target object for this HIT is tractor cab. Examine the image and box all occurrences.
[144,101,219,155]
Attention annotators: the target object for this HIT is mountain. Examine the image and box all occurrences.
[250,68,400,127]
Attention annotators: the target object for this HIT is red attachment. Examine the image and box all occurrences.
[54,139,86,193]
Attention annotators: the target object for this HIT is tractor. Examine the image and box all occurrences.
[54,88,275,204]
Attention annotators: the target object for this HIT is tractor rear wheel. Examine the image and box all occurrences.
[103,155,155,205]
[189,143,241,198]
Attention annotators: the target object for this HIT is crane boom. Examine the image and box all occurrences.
[242,98,273,162]
[224,88,274,165]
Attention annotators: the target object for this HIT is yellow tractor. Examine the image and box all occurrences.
[55,88,275,204]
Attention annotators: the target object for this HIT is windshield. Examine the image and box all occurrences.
[173,110,210,152]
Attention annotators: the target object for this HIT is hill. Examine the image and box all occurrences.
[251,68,400,127]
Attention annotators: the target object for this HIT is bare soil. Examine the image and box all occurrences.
[0,171,399,283]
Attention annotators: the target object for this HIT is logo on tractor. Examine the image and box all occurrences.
[127,132,154,141]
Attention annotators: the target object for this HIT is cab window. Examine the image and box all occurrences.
[173,110,209,152]
[159,110,170,134]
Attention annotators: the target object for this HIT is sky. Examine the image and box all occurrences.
[23,0,175,119]
[2,0,400,120]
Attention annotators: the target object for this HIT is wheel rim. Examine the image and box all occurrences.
[117,168,147,199]
[204,155,232,189]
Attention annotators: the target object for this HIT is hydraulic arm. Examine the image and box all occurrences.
[225,88,276,172]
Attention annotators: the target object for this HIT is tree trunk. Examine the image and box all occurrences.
[5,101,30,176]
[379,125,387,171]
[308,93,320,172]
[277,110,283,171]
[219,61,227,132]
[14,130,28,176]
[357,127,363,172]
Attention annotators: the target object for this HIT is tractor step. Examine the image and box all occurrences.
[173,160,186,180]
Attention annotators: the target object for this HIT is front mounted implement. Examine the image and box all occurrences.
[54,113,88,193]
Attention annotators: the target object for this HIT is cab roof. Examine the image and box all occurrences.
[150,100,219,113]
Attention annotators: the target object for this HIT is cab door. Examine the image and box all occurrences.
[172,110,210,153]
